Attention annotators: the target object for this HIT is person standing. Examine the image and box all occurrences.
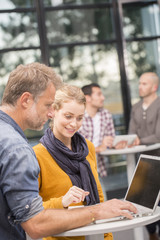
[0,62,137,240]
[129,72,160,145]
[33,84,113,240]
[129,72,160,240]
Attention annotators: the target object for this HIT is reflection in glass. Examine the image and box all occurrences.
[126,40,160,103]
[123,4,160,38]
[0,50,41,85]
[49,44,123,114]
[1,0,35,9]
[0,12,39,49]
[0,49,41,141]
[46,8,114,43]
[44,0,111,7]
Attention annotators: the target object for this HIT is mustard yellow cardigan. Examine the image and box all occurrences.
[33,139,113,240]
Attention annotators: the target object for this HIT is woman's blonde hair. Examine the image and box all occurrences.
[53,84,86,110]
[50,84,86,129]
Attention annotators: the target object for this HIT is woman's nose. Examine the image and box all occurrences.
[70,118,77,127]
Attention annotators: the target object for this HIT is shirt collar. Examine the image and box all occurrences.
[85,108,103,117]
[0,110,28,142]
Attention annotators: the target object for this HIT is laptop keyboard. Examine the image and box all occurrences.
[131,204,152,217]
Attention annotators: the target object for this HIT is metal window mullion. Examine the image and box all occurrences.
[34,0,49,65]
[112,0,131,131]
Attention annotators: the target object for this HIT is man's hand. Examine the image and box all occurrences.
[128,136,140,147]
[115,140,128,149]
[22,198,137,239]
[94,199,137,220]
[62,186,89,208]
[96,136,129,152]
[102,136,114,148]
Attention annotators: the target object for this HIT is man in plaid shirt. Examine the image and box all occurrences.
[79,83,115,180]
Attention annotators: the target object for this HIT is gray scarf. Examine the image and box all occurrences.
[40,128,100,205]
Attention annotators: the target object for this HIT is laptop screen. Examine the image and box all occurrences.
[125,155,160,209]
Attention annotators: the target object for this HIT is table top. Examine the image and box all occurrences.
[100,143,160,156]
[55,207,160,237]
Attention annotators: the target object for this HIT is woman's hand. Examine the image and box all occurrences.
[62,186,89,208]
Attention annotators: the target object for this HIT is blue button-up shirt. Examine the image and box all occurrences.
[0,110,44,239]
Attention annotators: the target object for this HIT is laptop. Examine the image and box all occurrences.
[96,154,160,224]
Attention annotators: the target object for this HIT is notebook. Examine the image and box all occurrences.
[96,154,160,224]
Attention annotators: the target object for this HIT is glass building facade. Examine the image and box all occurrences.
[0,0,160,198]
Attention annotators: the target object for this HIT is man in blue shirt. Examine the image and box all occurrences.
[0,62,137,240]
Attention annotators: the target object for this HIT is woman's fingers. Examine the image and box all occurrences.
[69,186,89,201]
[62,186,89,208]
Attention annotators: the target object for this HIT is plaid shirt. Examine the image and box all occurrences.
[79,108,115,177]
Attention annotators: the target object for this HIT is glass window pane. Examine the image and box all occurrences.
[44,0,111,7]
[0,12,39,49]
[126,39,160,103]
[46,8,114,43]
[123,4,160,38]
[1,0,35,9]
[49,44,123,115]
[0,49,41,88]
[0,49,41,141]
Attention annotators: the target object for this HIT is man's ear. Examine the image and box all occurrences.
[85,95,91,103]
[20,92,33,108]
[153,84,158,92]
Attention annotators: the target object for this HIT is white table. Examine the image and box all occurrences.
[54,207,160,240]
[100,143,160,184]
[27,144,160,240]
[99,143,160,240]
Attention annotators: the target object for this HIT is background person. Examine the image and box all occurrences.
[129,72,160,146]
[79,83,115,176]
[0,62,137,240]
[79,83,126,198]
[128,72,160,240]
[33,84,113,240]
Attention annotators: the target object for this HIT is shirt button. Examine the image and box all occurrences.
[25,205,29,209]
